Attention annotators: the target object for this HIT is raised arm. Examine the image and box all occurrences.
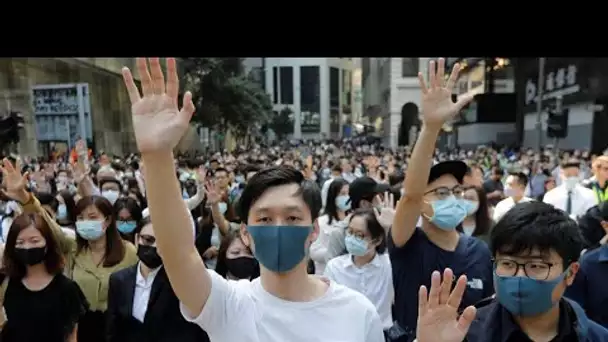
[121,58,210,317]
[391,59,472,247]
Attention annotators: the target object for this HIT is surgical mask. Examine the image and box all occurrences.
[117,220,137,234]
[564,176,579,191]
[345,234,369,256]
[495,269,568,316]
[335,195,351,211]
[57,204,68,220]
[179,172,190,183]
[76,220,105,240]
[137,245,163,269]
[14,246,46,266]
[504,186,517,197]
[462,200,479,216]
[246,225,312,273]
[102,190,119,205]
[235,175,245,184]
[125,171,134,178]
[218,202,228,215]
[424,196,468,231]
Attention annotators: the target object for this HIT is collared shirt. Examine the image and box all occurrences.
[500,300,577,342]
[132,262,162,322]
[565,246,608,328]
[493,196,534,223]
[543,185,596,220]
[324,253,394,329]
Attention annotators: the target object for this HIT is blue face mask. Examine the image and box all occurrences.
[345,234,369,256]
[235,175,245,184]
[57,204,68,220]
[218,202,228,215]
[335,195,351,211]
[462,199,479,216]
[494,269,568,316]
[246,225,312,273]
[117,220,137,234]
[424,196,468,231]
[76,220,105,241]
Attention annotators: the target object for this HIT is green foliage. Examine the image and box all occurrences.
[270,107,294,140]
[182,58,272,134]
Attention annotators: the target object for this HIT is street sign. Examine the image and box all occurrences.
[31,83,92,147]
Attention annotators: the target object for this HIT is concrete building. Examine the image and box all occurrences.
[256,58,354,140]
[361,58,429,149]
[0,58,140,157]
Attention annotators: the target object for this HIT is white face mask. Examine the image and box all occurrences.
[102,190,120,205]
[564,176,579,191]
[504,186,517,197]
[462,223,476,236]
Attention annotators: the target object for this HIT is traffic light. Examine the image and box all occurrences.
[547,108,569,139]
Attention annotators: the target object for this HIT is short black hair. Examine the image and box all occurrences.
[492,166,504,176]
[509,172,529,187]
[491,201,584,269]
[331,164,342,173]
[214,167,229,176]
[237,166,322,223]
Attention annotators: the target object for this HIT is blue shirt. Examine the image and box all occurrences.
[565,245,608,329]
[388,228,494,342]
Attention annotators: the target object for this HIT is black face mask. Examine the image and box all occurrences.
[14,247,47,266]
[137,245,163,269]
[225,256,258,279]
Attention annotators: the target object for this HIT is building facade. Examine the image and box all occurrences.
[254,58,354,140]
[0,58,140,157]
[514,57,605,151]
[361,58,429,149]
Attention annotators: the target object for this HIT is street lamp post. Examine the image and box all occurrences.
[535,57,546,151]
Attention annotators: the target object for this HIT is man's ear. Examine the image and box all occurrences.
[311,218,320,243]
[565,262,580,286]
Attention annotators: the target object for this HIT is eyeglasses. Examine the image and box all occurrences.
[493,258,556,280]
[424,186,464,200]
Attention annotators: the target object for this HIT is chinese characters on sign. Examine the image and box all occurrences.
[525,64,580,107]
[31,84,92,145]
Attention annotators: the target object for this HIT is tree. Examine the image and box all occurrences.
[270,107,294,140]
[182,58,272,135]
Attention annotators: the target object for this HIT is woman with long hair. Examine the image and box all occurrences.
[309,178,349,274]
[0,159,138,342]
[459,186,493,243]
[0,213,88,341]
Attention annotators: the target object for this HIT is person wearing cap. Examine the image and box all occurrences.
[543,159,596,220]
[388,59,493,342]
[348,176,391,211]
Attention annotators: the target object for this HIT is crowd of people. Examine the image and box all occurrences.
[0,57,606,341]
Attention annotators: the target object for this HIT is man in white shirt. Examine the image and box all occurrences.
[543,159,596,219]
[493,172,534,223]
[123,58,384,342]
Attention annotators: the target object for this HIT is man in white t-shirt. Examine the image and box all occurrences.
[123,58,384,342]
[182,167,384,341]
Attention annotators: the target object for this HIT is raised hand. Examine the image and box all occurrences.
[204,180,221,205]
[374,192,396,230]
[416,269,476,342]
[418,58,473,128]
[121,58,195,154]
[0,158,30,203]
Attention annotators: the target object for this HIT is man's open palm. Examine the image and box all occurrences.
[121,58,195,153]
[416,269,477,342]
[418,58,473,128]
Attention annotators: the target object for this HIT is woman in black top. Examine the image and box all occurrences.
[0,212,88,342]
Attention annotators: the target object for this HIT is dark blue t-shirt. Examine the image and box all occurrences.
[388,228,494,341]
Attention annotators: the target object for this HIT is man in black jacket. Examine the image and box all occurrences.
[577,201,608,250]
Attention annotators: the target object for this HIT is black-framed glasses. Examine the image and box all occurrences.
[493,258,556,280]
[424,185,464,200]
